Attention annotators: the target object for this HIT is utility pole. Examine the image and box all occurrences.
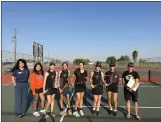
[11,29,17,63]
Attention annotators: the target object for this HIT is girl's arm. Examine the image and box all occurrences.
[90,71,94,88]
[43,72,49,92]
[58,70,62,87]
[12,70,17,86]
[12,76,16,86]
[55,71,59,88]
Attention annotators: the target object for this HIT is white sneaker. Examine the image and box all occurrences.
[79,110,84,116]
[45,114,49,118]
[40,109,46,114]
[73,111,80,117]
[51,112,56,117]
[126,113,131,119]
[33,111,40,117]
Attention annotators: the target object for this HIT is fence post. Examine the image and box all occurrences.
[148,70,151,82]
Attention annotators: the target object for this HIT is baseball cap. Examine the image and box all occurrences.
[95,62,102,68]
[110,63,116,67]
[128,62,134,67]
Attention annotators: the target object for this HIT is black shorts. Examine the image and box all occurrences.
[106,84,118,93]
[35,88,43,94]
[75,84,86,93]
[46,88,58,95]
[124,87,138,102]
[92,85,103,95]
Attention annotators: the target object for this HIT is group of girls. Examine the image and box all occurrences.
[12,59,141,120]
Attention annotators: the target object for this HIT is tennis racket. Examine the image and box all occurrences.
[104,75,119,91]
[59,77,73,94]
[43,88,50,94]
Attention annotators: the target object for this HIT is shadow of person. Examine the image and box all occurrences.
[38,115,47,122]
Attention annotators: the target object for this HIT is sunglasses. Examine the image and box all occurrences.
[128,66,134,68]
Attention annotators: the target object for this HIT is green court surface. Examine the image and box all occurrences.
[2,83,161,122]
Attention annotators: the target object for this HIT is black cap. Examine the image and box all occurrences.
[49,62,55,66]
[110,63,116,67]
[95,62,101,68]
[128,62,134,67]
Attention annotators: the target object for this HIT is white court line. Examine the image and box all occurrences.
[80,105,161,109]
[118,85,161,88]
[85,84,161,88]
[59,88,75,122]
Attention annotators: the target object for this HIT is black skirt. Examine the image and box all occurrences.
[92,85,103,95]
[75,84,86,93]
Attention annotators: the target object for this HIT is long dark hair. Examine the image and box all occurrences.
[47,62,56,72]
[12,59,28,72]
[75,61,84,76]
[62,62,68,69]
[33,62,44,76]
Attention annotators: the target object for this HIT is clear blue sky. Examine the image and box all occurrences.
[2,2,161,61]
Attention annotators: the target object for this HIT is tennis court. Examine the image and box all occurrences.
[2,82,161,122]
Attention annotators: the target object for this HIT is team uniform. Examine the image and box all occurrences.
[92,70,103,95]
[122,71,140,102]
[104,71,120,93]
[45,70,58,95]
[74,69,87,93]
[59,70,70,95]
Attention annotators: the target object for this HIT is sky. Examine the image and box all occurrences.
[2,2,161,61]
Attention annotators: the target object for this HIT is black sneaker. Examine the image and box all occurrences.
[108,110,113,115]
[92,110,96,115]
[113,111,118,117]
[22,113,26,116]
[96,111,100,117]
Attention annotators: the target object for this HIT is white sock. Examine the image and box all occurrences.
[110,108,113,111]
[97,107,100,111]
[114,109,117,112]
[93,107,96,110]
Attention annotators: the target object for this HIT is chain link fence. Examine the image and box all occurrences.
[2,50,161,73]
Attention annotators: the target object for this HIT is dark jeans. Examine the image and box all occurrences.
[15,83,29,115]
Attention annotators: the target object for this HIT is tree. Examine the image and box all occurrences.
[106,56,116,64]
[118,55,130,62]
[73,58,90,65]
[132,50,138,64]
[139,58,147,63]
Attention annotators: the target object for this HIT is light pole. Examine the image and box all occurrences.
[11,29,17,63]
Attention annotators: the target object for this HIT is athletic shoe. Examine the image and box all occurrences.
[73,111,80,117]
[60,111,67,116]
[22,113,26,116]
[108,110,113,115]
[113,111,118,117]
[96,111,100,117]
[135,115,141,120]
[18,115,23,118]
[126,113,131,119]
[45,114,49,118]
[79,110,84,116]
[92,110,97,115]
[33,111,40,117]
[40,109,46,114]
[67,110,72,115]
[51,112,56,117]
[60,111,64,115]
